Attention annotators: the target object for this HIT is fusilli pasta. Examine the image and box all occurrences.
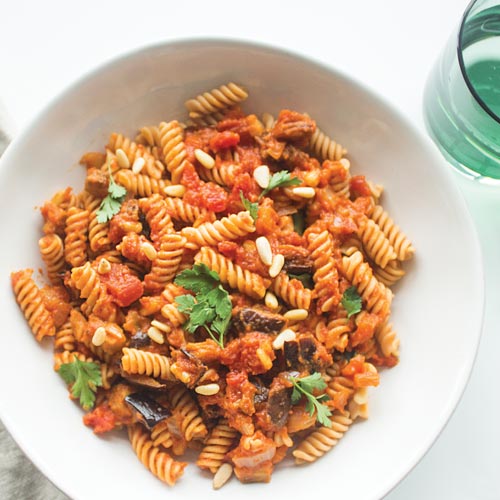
[12,84,415,490]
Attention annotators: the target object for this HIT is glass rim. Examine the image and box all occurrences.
[457,0,500,124]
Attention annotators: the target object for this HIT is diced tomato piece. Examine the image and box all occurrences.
[341,354,366,377]
[350,313,380,347]
[210,131,240,152]
[83,405,117,434]
[350,175,372,198]
[218,241,239,260]
[98,263,144,307]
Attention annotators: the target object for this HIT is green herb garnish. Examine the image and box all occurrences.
[58,357,103,410]
[239,191,259,222]
[341,286,362,318]
[290,372,332,427]
[174,263,232,348]
[96,166,127,223]
[260,170,302,198]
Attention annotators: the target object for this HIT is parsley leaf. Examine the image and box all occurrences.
[96,166,127,223]
[289,372,332,427]
[58,357,102,411]
[239,191,259,222]
[341,286,362,318]
[260,170,302,198]
[174,263,220,295]
[174,264,232,347]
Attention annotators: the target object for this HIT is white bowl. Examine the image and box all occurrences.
[0,39,483,500]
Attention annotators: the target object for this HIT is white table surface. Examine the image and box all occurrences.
[1,1,499,499]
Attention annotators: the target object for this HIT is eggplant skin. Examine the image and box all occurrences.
[267,385,292,427]
[124,393,170,429]
[233,307,286,334]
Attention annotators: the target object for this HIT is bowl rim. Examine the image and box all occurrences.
[0,36,485,500]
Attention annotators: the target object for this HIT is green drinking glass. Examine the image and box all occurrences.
[424,0,500,182]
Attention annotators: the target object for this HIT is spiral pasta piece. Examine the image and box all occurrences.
[292,413,353,464]
[198,162,237,187]
[115,169,168,198]
[38,234,65,285]
[64,207,89,267]
[164,196,214,224]
[325,374,355,406]
[159,120,188,184]
[376,320,400,357]
[309,126,347,162]
[50,187,78,212]
[369,205,415,261]
[139,194,174,247]
[372,259,405,287]
[357,217,397,269]
[136,125,162,148]
[150,419,174,450]
[83,194,112,254]
[341,251,391,318]
[144,234,186,293]
[11,269,55,342]
[182,211,255,250]
[70,262,107,317]
[196,420,238,473]
[160,303,187,327]
[108,132,163,179]
[128,424,187,486]
[194,247,270,300]
[121,347,175,380]
[307,229,340,312]
[54,319,75,352]
[184,82,248,119]
[169,385,208,441]
[271,272,312,309]
[315,317,351,352]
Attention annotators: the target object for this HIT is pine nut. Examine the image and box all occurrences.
[132,157,145,174]
[92,326,107,347]
[256,236,273,266]
[147,326,165,344]
[213,463,233,490]
[116,148,130,168]
[283,308,308,321]
[141,241,157,261]
[97,258,111,274]
[292,186,316,199]
[264,291,279,310]
[269,253,285,278]
[194,148,215,169]
[151,319,170,333]
[253,165,270,189]
[195,383,220,396]
[272,328,296,349]
[164,184,186,197]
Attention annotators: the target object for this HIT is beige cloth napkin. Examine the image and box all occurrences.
[0,106,68,500]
